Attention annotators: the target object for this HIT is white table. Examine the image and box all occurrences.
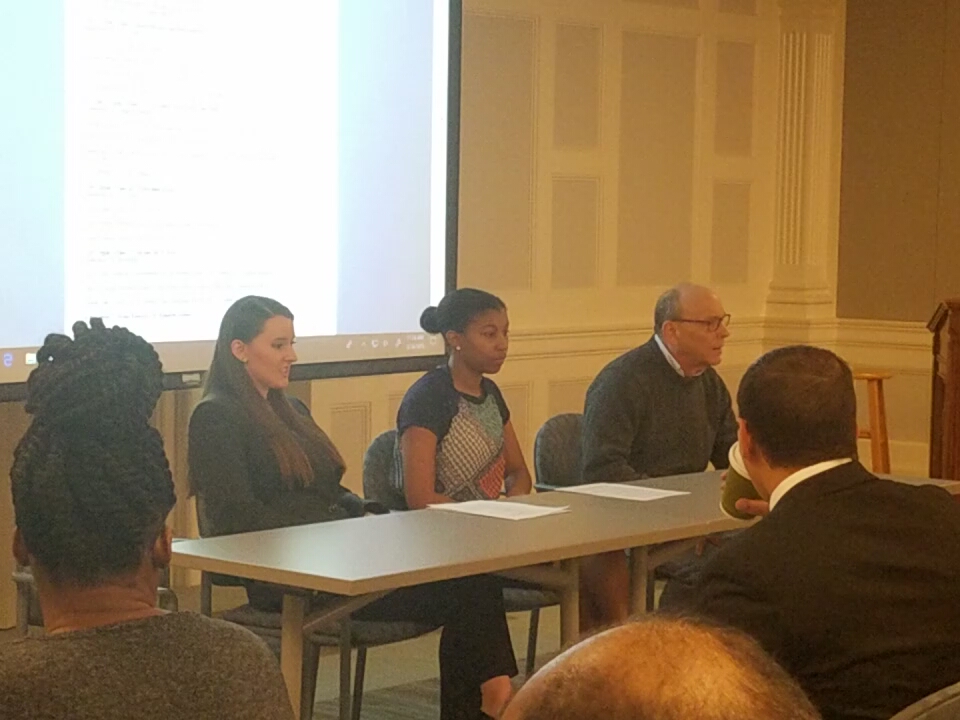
[172,471,960,717]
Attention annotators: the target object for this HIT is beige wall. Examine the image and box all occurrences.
[837,0,960,322]
[458,0,780,327]
[832,0,960,484]
[16,0,934,628]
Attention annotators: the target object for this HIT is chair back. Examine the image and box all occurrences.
[195,494,213,537]
[363,429,408,511]
[891,681,960,719]
[13,563,43,633]
[534,413,584,487]
[195,486,247,590]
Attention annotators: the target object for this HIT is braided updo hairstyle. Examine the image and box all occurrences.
[10,319,176,586]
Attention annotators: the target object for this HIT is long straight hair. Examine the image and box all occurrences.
[195,296,345,492]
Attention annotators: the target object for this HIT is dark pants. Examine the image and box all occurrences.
[247,575,517,720]
[655,530,741,611]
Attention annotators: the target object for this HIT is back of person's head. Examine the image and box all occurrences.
[505,617,820,720]
[420,288,505,343]
[737,345,857,468]
[195,295,344,494]
[10,319,176,586]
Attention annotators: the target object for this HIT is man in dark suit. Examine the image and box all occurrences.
[689,345,960,720]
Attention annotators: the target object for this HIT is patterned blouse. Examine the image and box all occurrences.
[394,366,510,502]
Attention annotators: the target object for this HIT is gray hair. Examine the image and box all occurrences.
[654,287,684,335]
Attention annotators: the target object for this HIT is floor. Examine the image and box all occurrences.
[171,583,563,700]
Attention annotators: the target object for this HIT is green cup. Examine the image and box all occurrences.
[721,442,762,520]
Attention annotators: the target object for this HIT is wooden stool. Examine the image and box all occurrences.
[854,372,892,473]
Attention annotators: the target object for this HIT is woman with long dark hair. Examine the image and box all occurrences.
[189,296,363,542]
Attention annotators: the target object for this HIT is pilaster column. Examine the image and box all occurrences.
[766,0,844,319]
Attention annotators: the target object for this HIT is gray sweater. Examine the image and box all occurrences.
[581,336,738,483]
[0,612,294,720]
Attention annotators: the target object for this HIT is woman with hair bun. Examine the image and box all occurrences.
[2,319,294,720]
[401,290,636,639]
[391,288,530,717]
[396,288,532,508]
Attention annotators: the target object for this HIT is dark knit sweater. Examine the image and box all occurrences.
[581,336,738,483]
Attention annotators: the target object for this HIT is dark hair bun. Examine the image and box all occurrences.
[420,306,442,334]
[26,318,163,433]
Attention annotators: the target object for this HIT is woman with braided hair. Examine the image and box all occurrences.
[1,319,294,720]
[189,296,517,720]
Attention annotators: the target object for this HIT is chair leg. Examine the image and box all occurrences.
[200,571,213,617]
[15,580,30,638]
[646,570,656,611]
[157,587,179,612]
[868,379,891,473]
[351,647,367,720]
[525,608,540,678]
[339,621,353,720]
[300,640,321,720]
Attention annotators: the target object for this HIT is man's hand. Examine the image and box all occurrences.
[721,471,770,518]
[735,497,770,517]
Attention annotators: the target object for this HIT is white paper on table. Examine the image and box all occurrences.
[427,500,570,520]
[554,483,689,502]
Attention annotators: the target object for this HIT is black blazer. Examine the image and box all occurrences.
[188,391,366,538]
[691,461,960,720]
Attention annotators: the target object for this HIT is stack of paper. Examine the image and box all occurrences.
[428,500,570,520]
[554,483,689,502]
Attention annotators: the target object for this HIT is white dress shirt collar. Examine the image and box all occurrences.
[654,334,686,377]
[768,458,854,510]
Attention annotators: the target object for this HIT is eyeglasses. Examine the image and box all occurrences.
[671,314,731,332]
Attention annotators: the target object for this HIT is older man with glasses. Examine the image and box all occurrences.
[577,283,738,626]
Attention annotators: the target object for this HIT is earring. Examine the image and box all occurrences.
[455,346,461,351]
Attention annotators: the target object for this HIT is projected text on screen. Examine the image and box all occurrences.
[0,0,455,385]
[63,0,339,342]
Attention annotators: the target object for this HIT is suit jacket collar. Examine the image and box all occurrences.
[772,460,877,511]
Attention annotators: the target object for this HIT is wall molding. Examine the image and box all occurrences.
[501,317,935,396]
[834,318,932,374]
[508,316,767,363]
[507,316,933,371]
[763,316,932,372]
